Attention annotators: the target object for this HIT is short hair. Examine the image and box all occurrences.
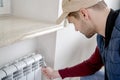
[68,11,80,19]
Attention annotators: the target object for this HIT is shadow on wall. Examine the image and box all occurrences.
[55,24,96,68]
[67,35,96,67]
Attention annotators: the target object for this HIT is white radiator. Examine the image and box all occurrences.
[0,53,45,80]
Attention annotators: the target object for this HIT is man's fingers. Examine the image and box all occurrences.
[41,68,52,79]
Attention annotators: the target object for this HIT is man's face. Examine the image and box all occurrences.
[67,16,96,38]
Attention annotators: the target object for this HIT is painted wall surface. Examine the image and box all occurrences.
[105,0,120,10]
[36,32,57,68]
[11,0,59,23]
[0,32,56,67]
[0,38,37,66]
[0,0,11,14]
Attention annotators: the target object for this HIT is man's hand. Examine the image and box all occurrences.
[41,67,61,79]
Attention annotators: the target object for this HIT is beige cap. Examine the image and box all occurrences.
[56,0,102,24]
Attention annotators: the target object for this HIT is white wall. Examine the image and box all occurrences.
[0,38,37,66]
[105,0,120,10]
[11,0,59,23]
[36,32,57,68]
[0,0,11,14]
[0,32,57,68]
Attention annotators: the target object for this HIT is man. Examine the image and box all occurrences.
[42,0,120,80]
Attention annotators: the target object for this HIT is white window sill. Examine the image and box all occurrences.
[0,15,63,47]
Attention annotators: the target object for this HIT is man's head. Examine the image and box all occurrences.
[57,0,103,24]
[57,0,108,38]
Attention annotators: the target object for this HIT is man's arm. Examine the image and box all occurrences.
[59,47,103,79]
[42,47,103,79]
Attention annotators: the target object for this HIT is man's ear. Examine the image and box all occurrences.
[79,8,90,20]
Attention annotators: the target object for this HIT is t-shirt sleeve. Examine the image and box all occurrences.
[58,47,103,79]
